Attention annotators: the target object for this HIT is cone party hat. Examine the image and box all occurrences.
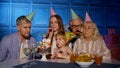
[71,9,79,20]
[26,12,35,21]
[50,8,57,16]
[85,11,92,22]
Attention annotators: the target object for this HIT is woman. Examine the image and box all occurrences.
[73,21,111,60]
[47,15,65,54]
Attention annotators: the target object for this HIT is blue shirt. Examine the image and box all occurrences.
[0,32,37,62]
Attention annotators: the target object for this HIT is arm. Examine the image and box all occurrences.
[56,47,72,60]
[30,37,37,47]
[73,38,81,55]
[65,47,73,59]
[0,37,8,62]
[50,48,57,59]
[99,39,111,60]
[51,54,56,59]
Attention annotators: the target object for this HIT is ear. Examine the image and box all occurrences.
[17,25,20,31]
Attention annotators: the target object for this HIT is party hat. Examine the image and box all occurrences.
[71,9,79,20]
[85,11,92,22]
[26,12,35,21]
[50,8,56,16]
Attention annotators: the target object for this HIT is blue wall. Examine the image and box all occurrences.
[0,0,120,41]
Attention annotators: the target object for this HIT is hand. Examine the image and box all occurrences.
[50,54,56,59]
[57,39,66,46]
[48,28,53,39]
[48,28,52,33]
[56,53,63,58]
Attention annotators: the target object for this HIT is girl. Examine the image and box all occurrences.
[51,32,72,60]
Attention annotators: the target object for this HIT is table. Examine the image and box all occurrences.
[13,61,120,68]
[0,59,120,68]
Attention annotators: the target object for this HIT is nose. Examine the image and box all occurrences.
[27,28,31,32]
[85,29,89,32]
[56,39,59,42]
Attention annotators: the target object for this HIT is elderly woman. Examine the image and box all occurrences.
[73,21,111,60]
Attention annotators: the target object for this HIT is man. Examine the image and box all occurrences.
[69,17,83,37]
[68,9,83,46]
[0,12,36,62]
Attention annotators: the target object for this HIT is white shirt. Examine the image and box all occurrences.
[19,40,28,60]
[51,40,57,54]
[73,38,111,60]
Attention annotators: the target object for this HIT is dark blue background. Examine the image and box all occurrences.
[0,0,120,41]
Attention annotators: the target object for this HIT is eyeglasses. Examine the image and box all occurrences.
[71,25,82,28]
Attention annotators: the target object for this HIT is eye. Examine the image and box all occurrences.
[29,26,31,29]
[24,26,27,29]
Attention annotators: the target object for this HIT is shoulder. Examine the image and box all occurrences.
[95,35,104,42]
[65,46,72,51]
[1,32,17,41]
[0,32,18,47]
[96,35,103,40]
[66,46,71,49]
[30,36,36,41]
[95,35,105,44]
[75,38,81,44]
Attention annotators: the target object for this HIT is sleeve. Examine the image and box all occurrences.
[30,37,37,48]
[100,39,111,60]
[60,46,72,60]
[73,38,80,55]
[66,46,73,56]
[50,48,57,59]
[53,48,58,54]
[0,37,8,62]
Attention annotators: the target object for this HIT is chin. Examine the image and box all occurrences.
[84,35,91,38]
[24,35,30,39]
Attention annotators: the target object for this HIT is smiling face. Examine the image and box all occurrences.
[50,16,59,32]
[17,19,31,39]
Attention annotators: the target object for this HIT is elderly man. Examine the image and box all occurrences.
[68,9,83,48]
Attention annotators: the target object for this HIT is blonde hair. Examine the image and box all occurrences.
[81,21,100,41]
[56,31,68,46]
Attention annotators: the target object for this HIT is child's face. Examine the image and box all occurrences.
[56,35,66,48]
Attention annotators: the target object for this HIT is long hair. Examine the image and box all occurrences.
[49,15,65,33]
[56,31,68,46]
[49,15,65,43]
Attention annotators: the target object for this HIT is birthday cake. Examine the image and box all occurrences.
[37,38,51,54]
